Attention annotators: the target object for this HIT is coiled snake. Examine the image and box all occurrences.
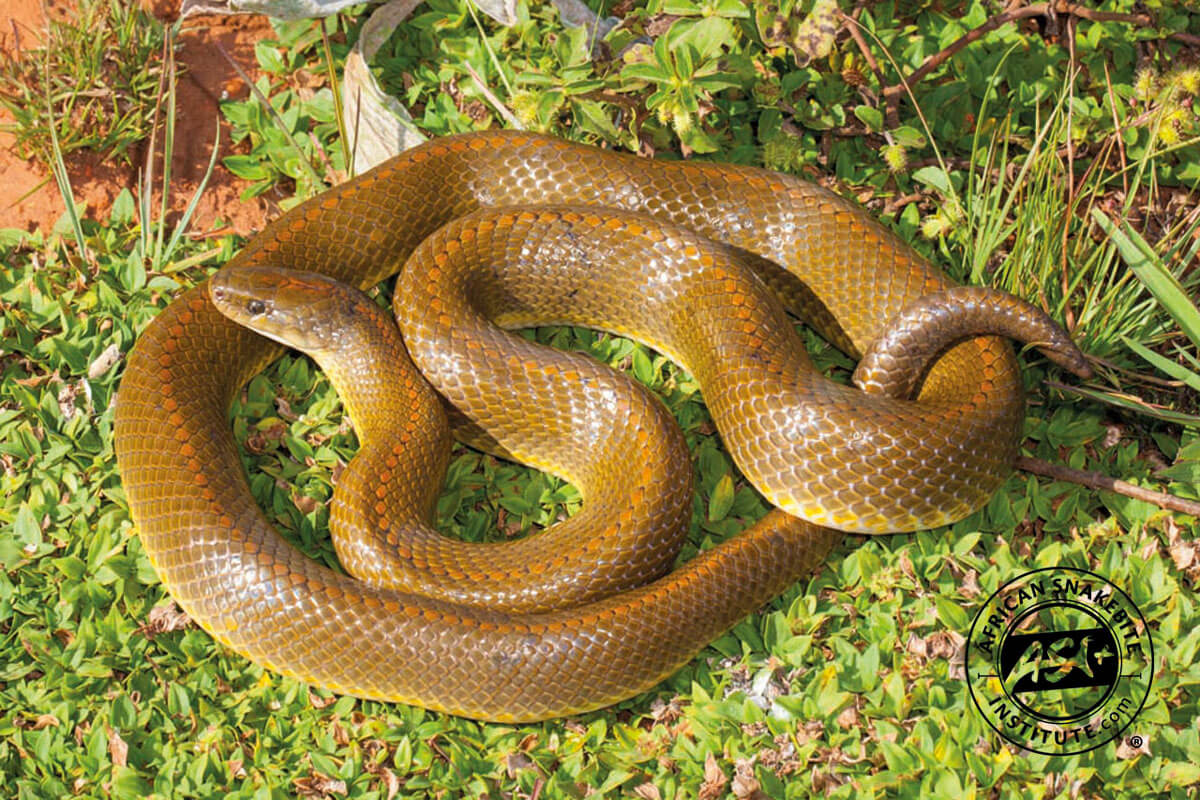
[113,132,1089,721]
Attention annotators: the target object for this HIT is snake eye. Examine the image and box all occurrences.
[247,299,267,315]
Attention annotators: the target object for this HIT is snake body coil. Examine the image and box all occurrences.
[114,132,1087,721]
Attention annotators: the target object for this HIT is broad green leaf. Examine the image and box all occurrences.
[855,105,883,132]
[708,474,735,521]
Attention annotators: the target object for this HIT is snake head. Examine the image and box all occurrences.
[209,265,362,356]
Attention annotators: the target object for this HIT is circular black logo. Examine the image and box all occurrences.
[965,567,1153,755]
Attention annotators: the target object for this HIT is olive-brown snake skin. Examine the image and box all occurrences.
[113,131,1089,721]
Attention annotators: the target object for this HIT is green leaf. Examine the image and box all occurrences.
[573,99,620,141]
[892,125,928,148]
[935,596,970,632]
[14,504,41,549]
[708,474,735,521]
[854,105,883,132]
[110,189,135,225]
[1050,382,1200,426]
[255,41,286,75]
[912,165,954,196]
[223,154,271,181]
[631,348,655,385]
[1161,761,1200,788]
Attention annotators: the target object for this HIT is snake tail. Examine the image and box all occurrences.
[853,286,1092,400]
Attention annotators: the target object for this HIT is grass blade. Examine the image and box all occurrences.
[1120,336,1200,392]
[42,56,90,264]
[1091,209,1200,347]
[161,117,221,265]
[1048,380,1200,427]
[45,119,89,264]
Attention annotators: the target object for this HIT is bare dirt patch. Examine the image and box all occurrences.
[1,0,280,237]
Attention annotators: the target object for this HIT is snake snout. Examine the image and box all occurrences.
[209,265,352,355]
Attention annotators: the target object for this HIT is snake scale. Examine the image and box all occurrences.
[113,131,1089,721]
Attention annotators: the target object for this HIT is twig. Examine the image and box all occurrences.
[881,4,1046,125]
[1017,455,1200,517]
[882,191,925,216]
[1059,26,1077,330]
[320,22,352,180]
[880,1,1200,126]
[1101,61,1129,198]
[841,5,884,89]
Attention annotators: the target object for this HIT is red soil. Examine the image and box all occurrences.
[1,0,282,237]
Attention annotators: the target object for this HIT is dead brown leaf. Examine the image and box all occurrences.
[731,757,765,799]
[958,569,981,598]
[328,717,350,747]
[275,397,298,421]
[633,782,662,800]
[698,753,727,800]
[504,752,534,778]
[294,771,348,798]
[644,13,680,37]
[649,697,684,724]
[17,714,60,730]
[57,382,80,420]
[1115,734,1151,759]
[1170,539,1196,570]
[365,759,400,800]
[293,492,321,515]
[835,703,860,729]
[87,343,122,379]
[107,726,128,767]
[926,630,965,660]
[138,602,193,638]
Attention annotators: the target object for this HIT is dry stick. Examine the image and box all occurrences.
[1016,456,1200,517]
[881,4,1046,125]
[882,191,925,216]
[1058,20,1078,330]
[880,1,1200,126]
[1102,61,1130,199]
[842,5,885,89]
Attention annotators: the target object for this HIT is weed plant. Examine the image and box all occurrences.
[0,0,166,165]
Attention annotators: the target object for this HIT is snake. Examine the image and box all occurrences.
[112,131,1090,721]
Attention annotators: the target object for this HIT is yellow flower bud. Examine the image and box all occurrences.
[881,144,907,172]
[1134,68,1159,102]
[921,214,951,239]
[1177,67,1200,96]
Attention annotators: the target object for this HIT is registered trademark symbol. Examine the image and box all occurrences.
[965,567,1154,755]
